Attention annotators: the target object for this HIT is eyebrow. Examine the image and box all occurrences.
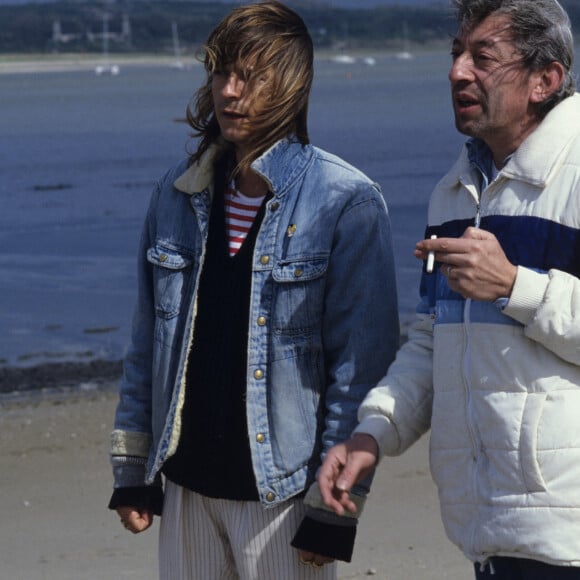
[452,37,499,51]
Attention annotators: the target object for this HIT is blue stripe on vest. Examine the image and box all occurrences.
[425,215,580,276]
[419,214,580,325]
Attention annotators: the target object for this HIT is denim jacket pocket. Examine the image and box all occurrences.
[147,243,194,320]
[271,256,328,336]
[272,256,328,283]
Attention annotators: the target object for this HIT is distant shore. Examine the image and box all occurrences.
[0,53,203,74]
[0,47,445,75]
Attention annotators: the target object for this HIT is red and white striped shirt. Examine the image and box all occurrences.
[225,184,265,256]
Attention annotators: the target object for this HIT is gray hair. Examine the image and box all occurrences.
[452,0,576,117]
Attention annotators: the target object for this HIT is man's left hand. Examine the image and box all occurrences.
[415,227,517,301]
[298,549,335,568]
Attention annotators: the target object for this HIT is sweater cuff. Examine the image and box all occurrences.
[291,515,356,562]
[108,486,164,516]
[354,414,400,458]
[503,266,549,326]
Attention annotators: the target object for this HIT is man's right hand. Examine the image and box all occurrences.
[318,433,379,516]
[116,506,154,534]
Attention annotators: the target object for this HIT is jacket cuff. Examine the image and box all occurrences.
[354,414,400,458]
[304,481,365,519]
[503,266,549,326]
[108,485,164,516]
[110,429,151,457]
[291,514,356,562]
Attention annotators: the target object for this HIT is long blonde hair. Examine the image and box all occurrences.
[186,1,313,174]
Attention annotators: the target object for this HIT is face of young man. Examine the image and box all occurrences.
[449,13,544,166]
[211,64,269,161]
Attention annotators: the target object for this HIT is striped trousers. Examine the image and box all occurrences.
[159,480,337,580]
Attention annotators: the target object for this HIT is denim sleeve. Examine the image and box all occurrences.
[321,185,400,495]
[109,182,160,487]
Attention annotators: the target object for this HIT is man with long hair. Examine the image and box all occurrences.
[108,2,399,578]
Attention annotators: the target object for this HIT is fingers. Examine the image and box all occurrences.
[461,226,493,240]
[298,550,334,569]
[116,506,154,534]
[318,448,351,516]
[318,436,378,516]
[416,229,497,255]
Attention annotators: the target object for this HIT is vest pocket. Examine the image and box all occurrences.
[519,392,548,493]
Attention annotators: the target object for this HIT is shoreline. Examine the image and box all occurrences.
[0,53,203,74]
[0,329,409,399]
[0,359,123,399]
[0,48,447,75]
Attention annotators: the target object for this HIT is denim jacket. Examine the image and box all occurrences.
[110,138,399,512]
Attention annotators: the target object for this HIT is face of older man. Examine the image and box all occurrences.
[449,13,545,166]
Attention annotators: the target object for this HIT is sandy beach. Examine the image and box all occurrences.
[0,383,470,580]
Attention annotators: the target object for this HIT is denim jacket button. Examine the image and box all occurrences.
[270,202,280,211]
[256,433,265,443]
[294,268,304,278]
[259,255,270,265]
[254,369,264,380]
[257,316,266,326]
[159,254,168,263]
[265,492,276,502]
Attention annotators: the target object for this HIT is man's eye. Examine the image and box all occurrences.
[474,53,492,63]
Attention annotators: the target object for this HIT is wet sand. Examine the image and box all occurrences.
[0,382,470,580]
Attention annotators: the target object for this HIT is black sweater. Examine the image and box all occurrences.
[162,178,266,499]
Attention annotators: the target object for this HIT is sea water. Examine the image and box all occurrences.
[0,52,465,367]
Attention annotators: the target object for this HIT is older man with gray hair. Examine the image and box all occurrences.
[318,1,580,578]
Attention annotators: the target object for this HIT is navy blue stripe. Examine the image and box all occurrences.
[425,215,580,277]
[481,215,580,277]
[420,215,580,314]
[425,218,474,242]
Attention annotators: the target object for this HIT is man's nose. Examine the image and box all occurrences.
[449,53,474,84]
[223,73,244,97]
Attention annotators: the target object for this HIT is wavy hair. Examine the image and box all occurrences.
[186,1,313,173]
[452,0,576,118]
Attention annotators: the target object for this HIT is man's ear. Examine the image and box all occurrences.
[530,61,566,104]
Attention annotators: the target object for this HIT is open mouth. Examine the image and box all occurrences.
[223,110,247,120]
[455,94,479,110]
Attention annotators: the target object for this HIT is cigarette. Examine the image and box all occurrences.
[426,235,437,273]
